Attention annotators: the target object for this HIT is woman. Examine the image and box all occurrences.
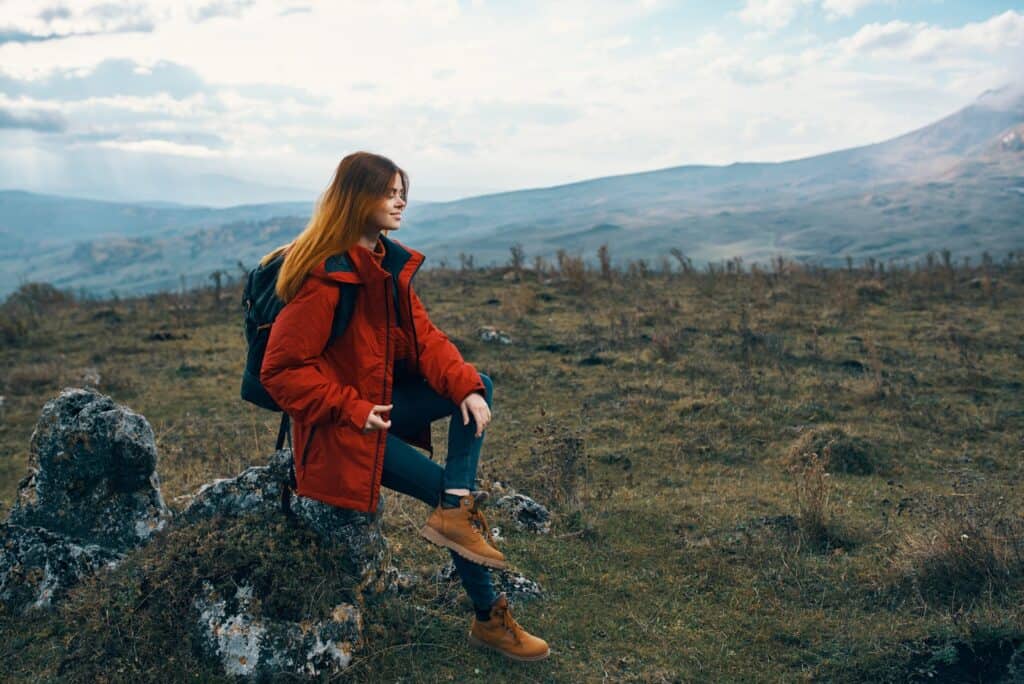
[258,151,549,662]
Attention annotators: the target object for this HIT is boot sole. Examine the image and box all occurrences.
[419,524,508,569]
[468,632,551,661]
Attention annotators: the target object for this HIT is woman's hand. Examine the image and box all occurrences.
[460,392,491,438]
[361,403,393,433]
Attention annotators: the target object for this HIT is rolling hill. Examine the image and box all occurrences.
[1,84,1022,296]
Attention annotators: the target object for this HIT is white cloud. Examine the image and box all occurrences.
[0,1,1020,199]
[91,138,220,157]
[839,10,1024,59]
[820,0,887,19]
[0,0,259,41]
[736,0,814,30]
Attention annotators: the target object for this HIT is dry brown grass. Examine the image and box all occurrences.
[783,424,887,475]
[500,284,539,322]
[5,362,63,395]
[509,418,588,513]
[787,447,838,552]
[1,248,1022,681]
[889,493,1024,607]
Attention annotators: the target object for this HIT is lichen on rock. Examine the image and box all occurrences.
[0,523,122,614]
[193,578,362,679]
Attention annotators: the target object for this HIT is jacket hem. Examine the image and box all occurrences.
[294,485,377,514]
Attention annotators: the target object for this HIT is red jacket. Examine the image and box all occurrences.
[260,235,486,513]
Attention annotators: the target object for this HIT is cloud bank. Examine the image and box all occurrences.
[0,0,1021,202]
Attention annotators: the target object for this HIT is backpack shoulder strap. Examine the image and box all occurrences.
[329,282,358,342]
[275,412,291,451]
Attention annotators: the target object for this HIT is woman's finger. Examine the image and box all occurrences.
[461,402,470,426]
[473,406,488,436]
[363,413,391,433]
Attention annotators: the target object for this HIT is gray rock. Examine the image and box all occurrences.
[179,448,397,596]
[0,523,122,614]
[290,491,395,594]
[193,579,362,679]
[436,561,544,606]
[8,388,171,552]
[178,462,283,524]
[495,568,544,603]
[477,326,512,344]
[495,493,552,534]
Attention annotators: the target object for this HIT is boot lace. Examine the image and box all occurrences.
[467,492,498,546]
[495,604,524,643]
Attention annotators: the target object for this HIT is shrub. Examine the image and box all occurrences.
[855,279,887,302]
[4,282,74,310]
[561,254,588,295]
[0,310,31,346]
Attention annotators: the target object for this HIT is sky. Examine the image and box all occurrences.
[0,0,1022,203]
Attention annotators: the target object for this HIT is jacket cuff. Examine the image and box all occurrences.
[346,399,377,432]
[451,368,487,406]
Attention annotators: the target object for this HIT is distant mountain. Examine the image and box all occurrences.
[1,85,1022,297]
[0,190,312,249]
[394,85,1024,267]
[0,142,316,207]
[0,194,425,295]
[4,215,311,296]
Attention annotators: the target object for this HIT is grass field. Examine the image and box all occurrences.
[0,248,1022,682]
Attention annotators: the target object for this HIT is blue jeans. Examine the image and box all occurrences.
[381,371,497,612]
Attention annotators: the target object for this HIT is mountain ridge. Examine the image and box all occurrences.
[2,84,1022,296]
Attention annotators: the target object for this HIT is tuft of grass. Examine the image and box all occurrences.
[889,494,1024,607]
[786,445,856,553]
[5,362,63,395]
[783,424,887,475]
[514,419,588,513]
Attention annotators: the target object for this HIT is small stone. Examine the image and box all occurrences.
[495,493,552,534]
[434,561,544,605]
[477,326,512,345]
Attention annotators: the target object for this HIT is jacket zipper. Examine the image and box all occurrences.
[372,278,392,508]
[407,273,420,373]
[302,424,317,468]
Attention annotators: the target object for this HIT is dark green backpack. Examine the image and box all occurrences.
[240,251,357,511]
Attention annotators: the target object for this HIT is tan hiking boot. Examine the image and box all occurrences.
[468,593,550,661]
[420,492,508,569]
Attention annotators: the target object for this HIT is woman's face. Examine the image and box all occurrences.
[370,172,406,232]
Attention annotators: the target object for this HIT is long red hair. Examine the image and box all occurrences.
[260,151,409,302]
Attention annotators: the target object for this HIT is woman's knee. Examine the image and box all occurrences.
[478,372,494,404]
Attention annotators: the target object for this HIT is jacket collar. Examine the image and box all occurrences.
[311,234,425,287]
